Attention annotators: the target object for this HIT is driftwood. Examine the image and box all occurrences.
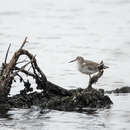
[0,37,47,97]
[87,70,104,89]
[0,38,113,112]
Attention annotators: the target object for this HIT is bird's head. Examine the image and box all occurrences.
[69,56,84,63]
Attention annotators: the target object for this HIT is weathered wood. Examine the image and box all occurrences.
[0,49,47,97]
[0,37,46,98]
[4,43,11,65]
[0,38,113,112]
[19,37,28,50]
[87,70,104,89]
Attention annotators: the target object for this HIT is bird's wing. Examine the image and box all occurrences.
[82,60,99,70]
[85,60,99,66]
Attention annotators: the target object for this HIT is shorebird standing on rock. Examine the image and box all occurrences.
[69,56,109,79]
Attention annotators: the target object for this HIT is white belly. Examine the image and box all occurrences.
[78,64,98,75]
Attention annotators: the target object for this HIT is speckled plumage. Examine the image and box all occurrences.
[69,56,109,78]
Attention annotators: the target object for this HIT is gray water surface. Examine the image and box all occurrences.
[0,0,130,129]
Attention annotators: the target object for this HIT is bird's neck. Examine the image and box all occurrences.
[78,60,84,64]
[77,61,83,68]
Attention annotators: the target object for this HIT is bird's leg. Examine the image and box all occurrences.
[87,74,92,90]
[89,74,91,80]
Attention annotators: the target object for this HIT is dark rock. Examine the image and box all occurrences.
[105,86,130,94]
[7,87,113,112]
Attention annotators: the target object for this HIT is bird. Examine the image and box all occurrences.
[69,56,109,79]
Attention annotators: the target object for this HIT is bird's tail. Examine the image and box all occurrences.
[98,60,109,70]
[103,65,109,69]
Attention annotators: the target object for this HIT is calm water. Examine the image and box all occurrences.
[0,0,130,129]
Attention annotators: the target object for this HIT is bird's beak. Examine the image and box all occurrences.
[68,59,77,63]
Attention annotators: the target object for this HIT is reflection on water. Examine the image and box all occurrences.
[0,108,12,119]
[0,0,130,129]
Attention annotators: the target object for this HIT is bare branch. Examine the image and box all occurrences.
[0,38,47,97]
[4,43,11,65]
[11,61,32,78]
[15,67,35,78]
[87,70,104,89]
[19,37,28,50]
[16,73,25,82]
[27,66,32,72]
[16,60,29,65]
[17,58,34,73]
